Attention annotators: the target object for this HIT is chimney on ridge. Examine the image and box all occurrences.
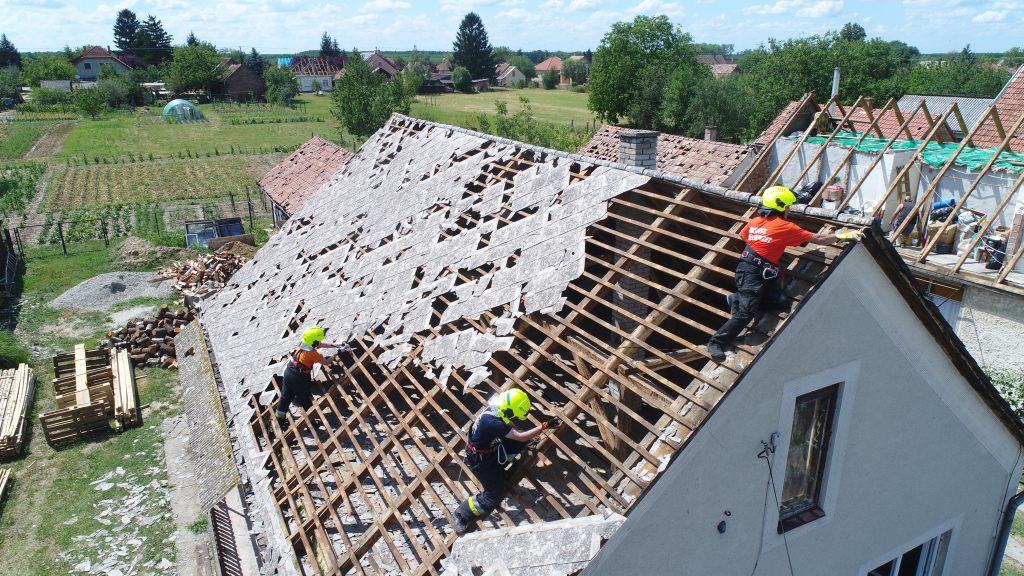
[864,97,875,109]
[704,125,718,142]
[618,130,658,170]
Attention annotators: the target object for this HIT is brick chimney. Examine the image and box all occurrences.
[704,125,718,142]
[618,130,658,170]
[865,97,875,109]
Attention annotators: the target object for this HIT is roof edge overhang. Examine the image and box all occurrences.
[389,114,879,228]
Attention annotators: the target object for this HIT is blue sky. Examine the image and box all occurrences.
[1,0,1020,55]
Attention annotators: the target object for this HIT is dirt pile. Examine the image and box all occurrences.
[113,237,191,270]
[215,241,258,258]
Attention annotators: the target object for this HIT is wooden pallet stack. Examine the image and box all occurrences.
[0,364,36,458]
[111,348,140,432]
[102,305,193,368]
[40,345,111,444]
[0,468,10,502]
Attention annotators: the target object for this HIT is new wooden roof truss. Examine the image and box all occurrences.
[242,145,843,575]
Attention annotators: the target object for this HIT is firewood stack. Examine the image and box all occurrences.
[101,304,194,368]
[161,253,248,297]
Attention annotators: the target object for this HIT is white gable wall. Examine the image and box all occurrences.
[584,243,1022,576]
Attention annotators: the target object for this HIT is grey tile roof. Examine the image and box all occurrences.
[898,94,994,135]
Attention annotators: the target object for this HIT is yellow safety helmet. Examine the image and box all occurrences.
[301,327,326,348]
[762,186,798,212]
[498,389,531,424]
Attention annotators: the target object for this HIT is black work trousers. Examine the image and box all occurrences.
[708,260,787,347]
[455,438,529,523]
[277,365,314,415]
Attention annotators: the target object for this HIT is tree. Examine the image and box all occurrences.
[320,33,341,58]
[0,35,21,70]
[452,13,495,80]
[588,15,698,123]
[138,16,173,66]
[186,31,200,46]
[561,58,587,85]
[888,40,921,67]
[0,66,19,99]
[20,55,77,87]
[694,43,734,55]
[839,22,866,42]
[584,49,593,62]
[246,48,267,77]
[402,64,425,98]
[626,67,669,129]
[264,65,298,104]
[541,68,559,89]
[75,88,107,119]
[452,66,473,93]
[492,46,514,64]
[62,44,75,61]
[508,55,536,80]
[311,78,323,93]
[331,49,410,137]
[1005,47,1024,68]
[113,10,141,54]
[165,44,221,93]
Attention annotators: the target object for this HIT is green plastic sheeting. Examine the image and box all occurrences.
[788,131,1024,172]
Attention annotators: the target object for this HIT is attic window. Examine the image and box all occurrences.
[778,383,839,533]
[84,63,92,70]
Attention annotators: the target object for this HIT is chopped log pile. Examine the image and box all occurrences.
[40,345,141,444]
[0,364,36,459]
[102,305,194,368]
[160,253,248,303]
[111,349,139,432]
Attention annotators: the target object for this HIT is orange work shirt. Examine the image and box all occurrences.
[291,347,323,371]
[741,216,813,264]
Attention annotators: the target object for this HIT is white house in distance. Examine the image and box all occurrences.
[290,58,341,92]
[70,47,132,80]
[494,62,526,87]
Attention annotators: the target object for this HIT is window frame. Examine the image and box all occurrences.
[84,62,92,70]
[777,383,840,533]
[762,360,860,552]
[858,516,962,576]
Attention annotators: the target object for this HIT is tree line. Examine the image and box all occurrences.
[587,16,1015,143]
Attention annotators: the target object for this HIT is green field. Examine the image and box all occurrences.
[0,121,62,160]
[410,88,598,127]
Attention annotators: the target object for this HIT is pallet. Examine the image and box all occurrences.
[39,402,108,443]
[52,348,109,379]
[0,364,36,459]
[111,348,140,432]
[54,366,115,416]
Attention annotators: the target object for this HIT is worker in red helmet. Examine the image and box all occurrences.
[276,327,352,421]
[705,186,862,360]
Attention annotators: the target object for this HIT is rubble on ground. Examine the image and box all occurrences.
[50,272,174,311]
[215,240,258,258]
[113,237,192,271]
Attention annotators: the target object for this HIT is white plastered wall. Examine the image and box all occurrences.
[584,243,1023,576]
[956,283,1024,372]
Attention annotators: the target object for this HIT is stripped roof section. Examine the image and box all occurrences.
[754,100,802,145]
[205,114,865,575]
[833,106,955,142]
[897,94,994,136]
[258,136,353,217]
[580,125,756,186]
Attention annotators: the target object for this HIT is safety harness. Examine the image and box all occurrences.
[741,246,779,280]
[288,347,314,373]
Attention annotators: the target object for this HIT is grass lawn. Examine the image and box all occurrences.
[0,238,187,575]
[0,121,61,161]
[409,88,598,127]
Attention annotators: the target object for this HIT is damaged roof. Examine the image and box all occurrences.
[580,125,756,187]
[259,136,354,217]
[203,114,877,575]
[974,66,1024,151]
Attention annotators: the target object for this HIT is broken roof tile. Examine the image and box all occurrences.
[258,136,354,217]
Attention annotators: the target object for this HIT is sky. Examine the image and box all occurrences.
[1,0,1020,56]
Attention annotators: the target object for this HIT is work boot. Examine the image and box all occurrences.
[705,342,726,360]
[452,513,468,535]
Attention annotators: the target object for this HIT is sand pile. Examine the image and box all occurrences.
[215,241,258,257]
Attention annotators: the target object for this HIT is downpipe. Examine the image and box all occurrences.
[989,490,1024,576]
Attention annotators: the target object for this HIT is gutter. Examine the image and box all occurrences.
[990,489,1024,576]
[389,114,881,229]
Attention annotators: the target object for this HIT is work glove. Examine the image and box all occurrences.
[836,230,863,243]
[542,418,562,430]
[338,343,354,355]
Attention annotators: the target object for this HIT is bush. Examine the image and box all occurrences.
[0,331,28,369]
[452,67,473,93]
[97,78,130,108]
[542,68,559,90]
[991,367,1024,419]
[29,85,72,105]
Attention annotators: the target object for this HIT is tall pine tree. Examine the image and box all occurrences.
[186,31,200,46]
[113,9,140,55]
[138,15,173,66]
[320,33,341,58]
[246,48,266,77]
[452,13,495,80]
[0,34,21,69]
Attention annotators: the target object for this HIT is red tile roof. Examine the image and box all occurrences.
[259,136,354,217]
[580,125,756,186]
[535,56,562,71]
[755,101,802,145]
[974,67,1024,151]
[70,46,133,69]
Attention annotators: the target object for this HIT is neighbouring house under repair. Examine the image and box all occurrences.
[748,87,1024,372]
[185,115,1024,575]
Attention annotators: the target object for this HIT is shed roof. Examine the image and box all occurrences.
[204,113,901,575]
[258,135,353,217]
[580,125,756,186]
[897,94,994,136]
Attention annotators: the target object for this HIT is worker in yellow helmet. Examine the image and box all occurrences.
[705,186,862,360]
[275,327,352,422]
[452,388,561,535]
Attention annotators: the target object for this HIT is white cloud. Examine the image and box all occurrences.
[862,15,871,22]
[538,0,563,9]
[743,0,801,15]
[566,0,605,11]
[796,0,842,16]
[359,0,410,11]
[972,9,1008,21]
[626,0,684,16]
